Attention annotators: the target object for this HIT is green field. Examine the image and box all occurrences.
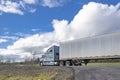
[0,65,74,80]
[0,73,56,80]
[87,62,120,66]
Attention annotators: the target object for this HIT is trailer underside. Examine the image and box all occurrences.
[59,56,120,66]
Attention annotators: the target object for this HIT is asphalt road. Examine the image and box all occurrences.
[72,66,120,80]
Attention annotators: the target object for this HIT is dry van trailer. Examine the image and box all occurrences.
[59,32,120,66]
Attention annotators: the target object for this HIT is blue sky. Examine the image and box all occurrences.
[0,0,120,61]
[0,0,119,36]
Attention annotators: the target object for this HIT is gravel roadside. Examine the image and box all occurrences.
[72,66,120,80]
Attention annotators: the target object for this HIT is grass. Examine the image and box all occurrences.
[0,73,57,80]
[87,62,120,66]
[0,65,74,80]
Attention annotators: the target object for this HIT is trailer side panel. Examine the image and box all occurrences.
[60,32,120,60]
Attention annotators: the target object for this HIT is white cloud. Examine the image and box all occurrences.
[23,0,37,4]
[0,2,120,61]
[0,48,32,62]
[41,0,70,8]
[7,33,55,51]
[0,39,8,43]
[0,0,69,15]
[14,32,31,37]
[29,8,36,13]
[69,2,120,37]
[0,36,19,40]
[0,0,38,15]
[0,0,24,15]
[31,28,40,32]
[0,33,55,59]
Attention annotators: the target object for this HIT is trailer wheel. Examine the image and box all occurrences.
[60,61,65,66]
[66,60,73,66]
[65,61,70,66]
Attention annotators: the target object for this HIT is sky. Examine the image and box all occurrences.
[0,0,120,62]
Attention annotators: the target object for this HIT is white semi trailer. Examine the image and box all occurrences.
[41,32,120,66]
[59,32,120,66]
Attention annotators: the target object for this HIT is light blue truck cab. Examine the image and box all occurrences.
[40,46,59,66]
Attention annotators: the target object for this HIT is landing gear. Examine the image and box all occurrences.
[84,59,90,66]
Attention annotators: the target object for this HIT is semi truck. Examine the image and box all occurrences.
[40,32,120,66]
[40,46,59,66]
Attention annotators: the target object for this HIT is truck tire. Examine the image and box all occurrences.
[60,61,66,66]
[65,61,70,66]
[66,60,73,66]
